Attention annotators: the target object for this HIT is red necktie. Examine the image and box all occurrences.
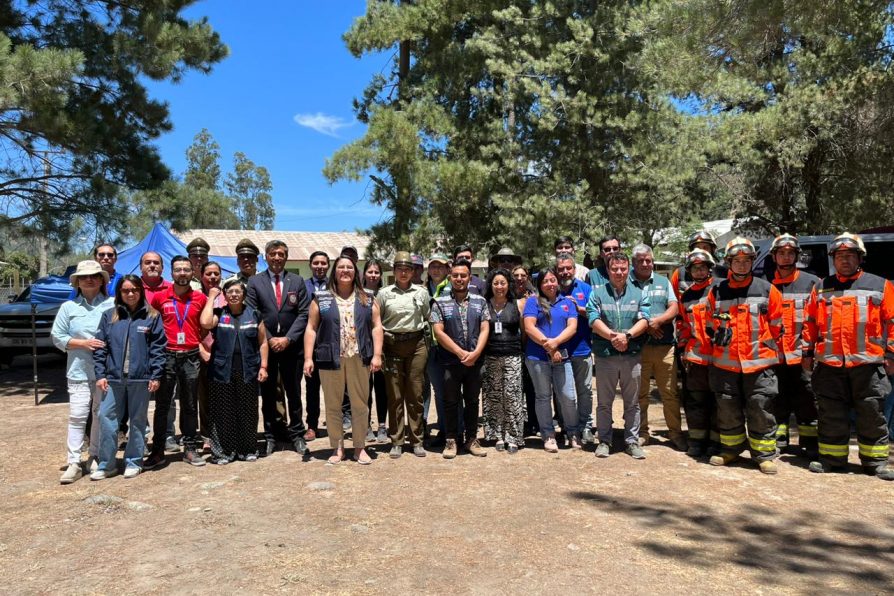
[274,274,282,308]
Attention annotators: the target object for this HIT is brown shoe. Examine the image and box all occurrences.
[464,439,487,457]
[443,439,457,459]
[305,428,317,442]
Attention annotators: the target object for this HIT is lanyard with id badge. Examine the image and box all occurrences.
[173,299,191,345]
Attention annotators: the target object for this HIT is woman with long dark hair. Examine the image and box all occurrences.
[92,275,166,479]
[363,258,388,442]
[481,269,527,453]
[305,256,384,464]
[522,268,579,453]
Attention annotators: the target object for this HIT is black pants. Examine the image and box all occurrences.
[304,367,322,430]
[813,363,890,469]
[260,345,305,442]
[153,350,200,451]
[684,363,717,446]
[709,367,778,462]
[443,361,484,443]
[774,363,818,450]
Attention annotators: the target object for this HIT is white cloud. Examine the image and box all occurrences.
[292,112,353,137]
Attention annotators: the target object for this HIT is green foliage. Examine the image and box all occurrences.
[328,0,719,258]
[636,0,894,235]
[226,152,275,230]
[128,129,274,236]
[0,0,228,243]
[332,0,894,257]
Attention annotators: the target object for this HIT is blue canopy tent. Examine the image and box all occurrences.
[115,223,267,280]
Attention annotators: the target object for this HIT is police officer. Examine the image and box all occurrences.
[186,237,211,291]
[227,238,260,284]
[803,233,894,480]
[706,237,783,475]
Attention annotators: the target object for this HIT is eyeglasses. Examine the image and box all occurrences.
[602,246,621,253]
[96,252,116,258]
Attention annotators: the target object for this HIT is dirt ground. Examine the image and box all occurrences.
[0,354,893,595]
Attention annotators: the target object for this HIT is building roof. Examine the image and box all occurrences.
[175,229,371,261]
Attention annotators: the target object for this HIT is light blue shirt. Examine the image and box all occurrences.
[51,294,114,381]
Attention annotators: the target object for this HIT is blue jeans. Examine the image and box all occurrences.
[884,375,894,441]
[525,358,579,438]
[98,380,152,470]
[571,356,594,431]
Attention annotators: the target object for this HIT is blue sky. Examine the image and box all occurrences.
[146,1,388,232]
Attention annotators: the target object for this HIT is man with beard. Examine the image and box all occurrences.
[556,251,594,446]
[145,256,209,468]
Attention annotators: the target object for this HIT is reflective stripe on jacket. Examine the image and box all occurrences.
[803,271,894,368]
[677,279,716,366]
[706,275,783,373]
[769,269,819,365]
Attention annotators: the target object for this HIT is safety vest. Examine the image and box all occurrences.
[677,278,716,366]
[769,269,819,365]
[803,271,894,368]
[706,275,783,373]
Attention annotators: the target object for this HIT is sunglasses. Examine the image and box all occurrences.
[96,252,116,258]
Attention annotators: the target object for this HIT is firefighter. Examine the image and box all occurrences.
[802,233,894,480]
[670,230,725,301]
[706,237,783,474]
[676,249,721,457]
[767,234,820,457]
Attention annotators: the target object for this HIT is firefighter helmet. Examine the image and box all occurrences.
[829,232,866,257]
[770,233,800,254]
[684,249,716,271]
[724,236,756,262]
[688,230,717,251]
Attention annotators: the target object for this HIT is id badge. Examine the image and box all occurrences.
[494,321,503,334]
[177,332,186,345]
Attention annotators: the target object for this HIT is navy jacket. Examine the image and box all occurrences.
[93,304,166,382]
[210,306,263,383]
[311,289,375,370]
[246,269,310,350]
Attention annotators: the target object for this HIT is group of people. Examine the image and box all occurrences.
[51,229,894,483]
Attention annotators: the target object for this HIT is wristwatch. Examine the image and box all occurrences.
[625,332,633,341]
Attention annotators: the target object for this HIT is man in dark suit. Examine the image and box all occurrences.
[247,239,311,457]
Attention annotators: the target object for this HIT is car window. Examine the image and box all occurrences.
[862,241,894,281]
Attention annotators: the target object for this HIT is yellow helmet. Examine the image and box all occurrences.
[829,232,866,257]
[770,233,800,254]
[688,230,717,251]
[724,236,755,261]
[684,249,716,271]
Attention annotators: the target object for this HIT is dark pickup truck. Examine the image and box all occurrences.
[0,271,73,366]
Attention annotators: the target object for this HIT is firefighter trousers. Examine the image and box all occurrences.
[683,363,718,448]
[812,363,891,470]
[773,364,818,452]
[709,367,778,462]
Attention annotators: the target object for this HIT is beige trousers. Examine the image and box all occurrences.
[319,354,370,449]
[638,343,682,437]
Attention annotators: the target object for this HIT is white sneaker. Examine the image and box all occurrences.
[544,437,559,453]
[123,466,141,479]
[88,458,98,473]
[90,467,118,481]
[60,463,83,484]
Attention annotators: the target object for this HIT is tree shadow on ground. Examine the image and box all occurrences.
[569,490,894,592]
[0,353,67,403]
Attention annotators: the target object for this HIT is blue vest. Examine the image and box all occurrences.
[312,289,375,369]
[210,305,262,383]
[433,293,488,366]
